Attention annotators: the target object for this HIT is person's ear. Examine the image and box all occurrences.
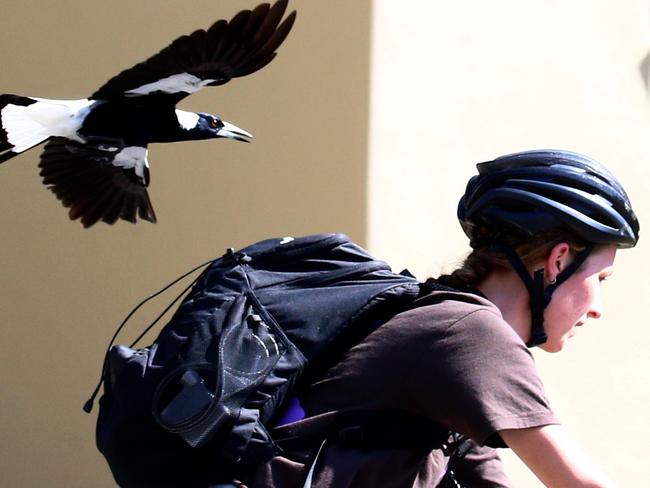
[545,242,572,284]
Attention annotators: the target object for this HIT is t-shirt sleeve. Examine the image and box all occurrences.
[401,306,559,445]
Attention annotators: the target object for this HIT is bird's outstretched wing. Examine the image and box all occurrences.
[39,137,157,228]
[90,0,296,101]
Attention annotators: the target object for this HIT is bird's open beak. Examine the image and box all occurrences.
[218,121,253,143]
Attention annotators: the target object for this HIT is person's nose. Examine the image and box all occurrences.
[587,287,603,320]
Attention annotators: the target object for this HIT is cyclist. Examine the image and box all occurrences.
[244,149,639,487]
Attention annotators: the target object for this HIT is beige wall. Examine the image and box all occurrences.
[1,0,648,486]
[368,0,650,485]
[0,1,371,486]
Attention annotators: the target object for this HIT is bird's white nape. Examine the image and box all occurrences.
[175,110,200,130]
[125,73,216,97]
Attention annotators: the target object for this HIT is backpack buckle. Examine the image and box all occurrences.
[224,248,252,264]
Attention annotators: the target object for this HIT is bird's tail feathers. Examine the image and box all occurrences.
[0,94,55,164]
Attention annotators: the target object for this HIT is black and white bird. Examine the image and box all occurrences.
[0,0,296,227]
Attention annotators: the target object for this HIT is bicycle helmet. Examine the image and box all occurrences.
[458,149,639,248]
[457,150,640,346]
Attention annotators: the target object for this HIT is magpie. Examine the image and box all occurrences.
[0,0,296,227]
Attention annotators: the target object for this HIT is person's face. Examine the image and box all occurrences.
[540,245,617,353]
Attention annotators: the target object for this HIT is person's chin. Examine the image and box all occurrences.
[539,340,564,353]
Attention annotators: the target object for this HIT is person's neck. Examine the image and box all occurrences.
[477,270,531,343]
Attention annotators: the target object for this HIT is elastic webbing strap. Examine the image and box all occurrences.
[493,245,547,347]
[528,269,548,347]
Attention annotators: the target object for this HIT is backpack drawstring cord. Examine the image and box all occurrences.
[83,258,216,414]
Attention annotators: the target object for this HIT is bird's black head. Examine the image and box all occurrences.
[197,113,253,142]
[175,110,252,142]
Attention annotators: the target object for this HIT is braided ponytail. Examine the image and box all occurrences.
[433,229,590,290]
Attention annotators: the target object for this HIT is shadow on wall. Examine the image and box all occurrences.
[639,52,650,91]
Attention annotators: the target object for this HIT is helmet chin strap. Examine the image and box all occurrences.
[493,244,593,347]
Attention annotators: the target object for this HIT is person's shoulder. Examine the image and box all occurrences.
[386,289,523,347]
[405,289,502,324]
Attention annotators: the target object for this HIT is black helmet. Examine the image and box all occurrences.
[458,149,640,248]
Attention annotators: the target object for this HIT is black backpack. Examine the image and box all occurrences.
[93,233,442,487]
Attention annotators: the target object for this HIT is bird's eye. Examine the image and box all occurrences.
[209,118,220,129]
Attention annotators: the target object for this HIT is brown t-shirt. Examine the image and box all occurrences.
[246,290,559,487]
